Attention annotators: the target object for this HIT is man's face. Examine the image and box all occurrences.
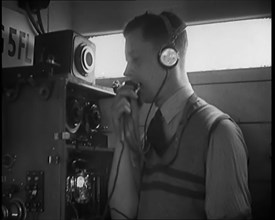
[124,28,164,103]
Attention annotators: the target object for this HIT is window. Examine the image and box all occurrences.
[186,18,271,72]
[89,34,126,79]
[89,18,271,79]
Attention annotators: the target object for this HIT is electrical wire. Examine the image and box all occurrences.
[71,203,79,220]
[36,10,45,34]
[47,7,50,33]
[25,2,42,35]
[101,70,168,219]
[110,207,131,219]
[142,69,169,154]
[101,139,125,220]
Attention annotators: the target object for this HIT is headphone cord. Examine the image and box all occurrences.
[101,138,125,220]
[102,69,168,219]
[142,69,169,154]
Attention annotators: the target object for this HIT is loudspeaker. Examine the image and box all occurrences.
[34,30,96,84]
[158,14,186,68]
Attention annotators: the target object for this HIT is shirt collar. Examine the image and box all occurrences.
[159,83,194,124]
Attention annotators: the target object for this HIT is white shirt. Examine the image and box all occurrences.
[158,83,194,143]
[153,84,252,219]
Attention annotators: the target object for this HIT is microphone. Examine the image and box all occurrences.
[112,80,141,142]
[112,80,141,106]
[112,80,141,97]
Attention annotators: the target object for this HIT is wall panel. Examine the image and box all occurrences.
[249,181,271,219]
[193,81,271,123]
[239,124,271,181]
[188,67,271,84]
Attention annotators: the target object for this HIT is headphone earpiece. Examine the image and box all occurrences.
[158,46,179,68]
[158,14,186,68]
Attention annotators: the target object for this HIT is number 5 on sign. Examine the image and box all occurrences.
[2,7,35,67]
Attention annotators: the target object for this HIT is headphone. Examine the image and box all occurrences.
[158,13,187,68]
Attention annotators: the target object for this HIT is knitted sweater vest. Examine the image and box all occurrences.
[137,94,230,219]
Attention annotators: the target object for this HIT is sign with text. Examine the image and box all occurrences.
[2,7,35,67]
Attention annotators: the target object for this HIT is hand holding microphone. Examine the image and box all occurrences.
[111,80,142,153]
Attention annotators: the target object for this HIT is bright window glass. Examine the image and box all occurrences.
[89,34,126,79]
[89,18,271,78]
[186,18,271,72]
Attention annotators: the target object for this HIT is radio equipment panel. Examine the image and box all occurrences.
[2,62,114,220]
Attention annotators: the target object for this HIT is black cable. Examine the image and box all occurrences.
[47,7,49,33]
[25,2,42,35]
[101,140,125,220]
[132,69,169,217]
[71,203,79,220]
[36,10,45,34]
[142,69,169,154]
[110,207,132,219]
[101,70,168,219]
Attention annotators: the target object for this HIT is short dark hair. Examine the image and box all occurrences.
[123,11,188,58]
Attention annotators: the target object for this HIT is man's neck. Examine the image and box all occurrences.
[155,73,192,108]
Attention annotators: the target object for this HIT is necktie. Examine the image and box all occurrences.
[146,109,168,156]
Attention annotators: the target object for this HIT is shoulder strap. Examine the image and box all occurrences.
[206,111,250,167]
[207,114,231,146]
[184,93,233,148]
[180,93,208,126]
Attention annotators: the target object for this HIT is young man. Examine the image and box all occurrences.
[108,11,252,219]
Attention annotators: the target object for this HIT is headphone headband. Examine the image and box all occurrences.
[170,25,186,44]
[158,13,187,68]
[159,14,174,37]
[159,14,186,46]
